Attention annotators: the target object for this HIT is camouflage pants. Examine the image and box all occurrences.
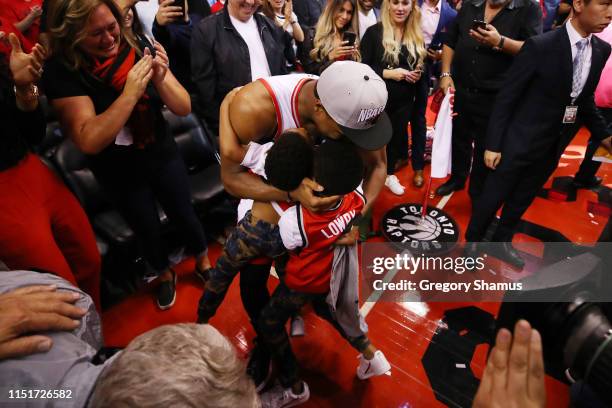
[258,281,371,388]
[197,211,286,324]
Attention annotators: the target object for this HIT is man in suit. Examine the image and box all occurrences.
[573,22,612,188]
[465,0,612,267]
[435,0,542,199]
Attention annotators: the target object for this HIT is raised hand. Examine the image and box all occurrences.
[155,0,185,26]
[473,320,546,408]
[124,53,154,100]
[8,33,47,87]
[148,42,170,84]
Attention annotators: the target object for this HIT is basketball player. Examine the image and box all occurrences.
[212,61,392,388]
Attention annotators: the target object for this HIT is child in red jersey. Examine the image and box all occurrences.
[258,139,391,408]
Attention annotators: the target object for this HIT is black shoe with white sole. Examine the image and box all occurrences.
[157,270,177,310]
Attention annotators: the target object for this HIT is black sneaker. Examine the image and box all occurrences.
[247,342,273,392]
[157,270,177,310]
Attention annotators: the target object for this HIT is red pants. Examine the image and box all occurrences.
[0,154,101,309]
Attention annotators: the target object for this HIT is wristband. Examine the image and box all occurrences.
[440,72,452,78]
[493,35,505,52]
[14,84,39,102]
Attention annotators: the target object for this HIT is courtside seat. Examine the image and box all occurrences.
[35,121,65,159]
[52,138,169,248]
[163,111,225,212]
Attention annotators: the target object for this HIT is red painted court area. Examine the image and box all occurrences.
[102,127,609,407]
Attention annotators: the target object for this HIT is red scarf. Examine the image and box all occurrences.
[90,45,155,148]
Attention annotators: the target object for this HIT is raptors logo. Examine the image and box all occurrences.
[381,204,459,254]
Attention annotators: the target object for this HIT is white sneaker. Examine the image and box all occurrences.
[260,382,310,408]
[290,315,305,337]
[356,350,391,379]
[385,175,405,195]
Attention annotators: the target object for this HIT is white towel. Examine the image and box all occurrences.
[430,93,453,178]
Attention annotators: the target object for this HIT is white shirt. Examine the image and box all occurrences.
[420,0,441,48]
[134,1,160,39]
[358,9,378,39]
[275,12,299,58]
[566,19,593,99]
[275,12,298,36]
[229,15,272,80]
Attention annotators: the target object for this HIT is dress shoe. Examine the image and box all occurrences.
[413,170,424,187]
[573,176,602,189]
[489,242,524,269]
[435,179,465,196]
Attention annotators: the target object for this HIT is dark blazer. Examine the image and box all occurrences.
[487,26,611,163]
[417,0,457,49]
[190,7,288,132]
[293,0,325,29]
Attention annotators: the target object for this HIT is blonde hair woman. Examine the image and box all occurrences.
[300,0,360,74]
[43,0,212,310]
[360,0,426,193]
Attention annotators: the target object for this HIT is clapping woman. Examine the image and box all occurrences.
[43,0,212,310]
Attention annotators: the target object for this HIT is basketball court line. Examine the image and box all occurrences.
[360,191,455,318]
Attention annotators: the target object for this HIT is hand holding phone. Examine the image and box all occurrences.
[471,19,487,31]
[156,0,185,26]
[173,0,186,18]
[342,31,357,47]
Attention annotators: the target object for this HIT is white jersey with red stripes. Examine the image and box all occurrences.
[236,73,317,222]
[257,73,318,139]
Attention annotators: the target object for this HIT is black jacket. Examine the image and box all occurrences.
[360,23,420,78]
[487,26,611,163]
[190,8,288,132]
[152,2,211,94]
[293,0,325,30]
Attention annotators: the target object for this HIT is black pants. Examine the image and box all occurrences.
[465,153,559,242]
[198,211,285,327]
[575,107,611,182]
[408,69,429,172]
[385,81,418,175]
[105,154,207,273]
[451,88,498,199]
[258,281,371,388]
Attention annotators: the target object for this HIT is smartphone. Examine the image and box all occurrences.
[342,31,357,47]
[471,19,487,31]
[173,0,186,18]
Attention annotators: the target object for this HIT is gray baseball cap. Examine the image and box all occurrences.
[316,61,392,151]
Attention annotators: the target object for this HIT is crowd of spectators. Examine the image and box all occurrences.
[0,0,611,406]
